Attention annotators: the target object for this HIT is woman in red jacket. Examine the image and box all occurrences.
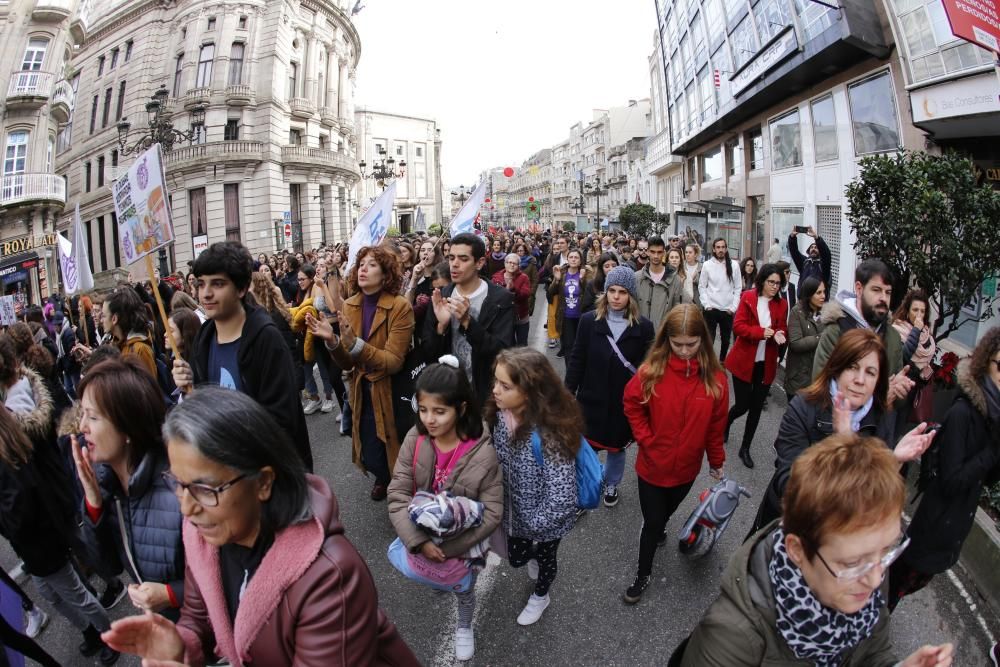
[492,254,533,346]
[725,263,789,469]
[622,304,729,604]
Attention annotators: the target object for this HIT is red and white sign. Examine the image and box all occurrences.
[941,0,999,52]
[713,69,721,89]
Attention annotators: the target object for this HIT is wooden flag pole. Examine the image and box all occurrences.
[145,252,182,366]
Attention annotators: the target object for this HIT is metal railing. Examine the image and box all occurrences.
[7,70,53,99]
[1,173,66,208]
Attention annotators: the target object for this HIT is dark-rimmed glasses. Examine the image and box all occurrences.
[162,470,251,507]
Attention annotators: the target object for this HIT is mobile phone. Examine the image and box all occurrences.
[794,225,809,233]
[925,422,942,434]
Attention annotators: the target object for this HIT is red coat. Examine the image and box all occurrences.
[623,356,729,488]
[492,269,532,320]
[725,289,788,386]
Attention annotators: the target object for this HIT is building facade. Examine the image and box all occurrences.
[504,149,551,229]
[354,107,443,234]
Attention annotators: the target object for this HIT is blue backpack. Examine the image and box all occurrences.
[530,431,603,510]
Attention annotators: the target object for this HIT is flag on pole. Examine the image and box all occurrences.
[346,181,397,272]
[414,206,426,232]
[59,203,95,295]
[449,180,488,235]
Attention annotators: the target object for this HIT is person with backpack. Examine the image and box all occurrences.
[621,304,729,604]
[485,347,584,625]
[888,327,1000,612]
[387,357,502,661]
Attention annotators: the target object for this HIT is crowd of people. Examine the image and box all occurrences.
[0,222,996,665]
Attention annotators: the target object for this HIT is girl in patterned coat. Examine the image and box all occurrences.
[485,347,582,626]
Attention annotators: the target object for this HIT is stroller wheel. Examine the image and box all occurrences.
[679,524,716,558]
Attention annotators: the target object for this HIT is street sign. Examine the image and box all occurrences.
[940,0,999,52]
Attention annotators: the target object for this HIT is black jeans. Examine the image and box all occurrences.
[559,316,580,356]
[727,361,770,450]
[704,309,733,361]
[508,537,561,597]
[515,321,530,347]
[637,477,695,577]
[358,381,391,485]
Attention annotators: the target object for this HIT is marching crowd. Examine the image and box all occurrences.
[1,223,998,666]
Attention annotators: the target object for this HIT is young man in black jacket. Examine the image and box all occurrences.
[171,242,313,471]
[423,232,514,405]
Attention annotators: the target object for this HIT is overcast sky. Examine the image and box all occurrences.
[352,0,658,189]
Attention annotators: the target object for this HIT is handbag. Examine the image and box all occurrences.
[606,335,637,375]
[387,538,473,592]
[909,378,934,424]
[390,338,428,439]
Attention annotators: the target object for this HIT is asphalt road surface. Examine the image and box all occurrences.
[3,291,998,666]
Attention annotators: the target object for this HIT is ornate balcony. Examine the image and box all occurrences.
[280,145,360,177]
[50,78,75,123]
[225,84,253,106]
[6,71,53,109]
[182,87,211,110]
[33,0,72,21]
[338,117,354,135]
[163,140,265,173]
[1,173,66,210]
[68,0,91,42]
[319,107,339,128]
[289,98,316,119]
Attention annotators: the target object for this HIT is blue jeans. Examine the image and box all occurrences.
[303,358,332,398]
[604,449,627,488]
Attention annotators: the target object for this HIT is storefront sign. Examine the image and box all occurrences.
[941,0,999,52]
[731,28,799,97]
[911,72,1000,122]
[1,234,56,259]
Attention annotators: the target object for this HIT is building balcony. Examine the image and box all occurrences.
[182,87,211,110]
[163,140,265,172]
[1,173,66,210]
[289,98,316,119]
[338,117,355,135]
[280,145,360,177]
[68,0,91,42]
[6,71,53,109]
[50,79,75,123]
[32,0,72,21]
[319,107,339,127]
[225,84,254,106]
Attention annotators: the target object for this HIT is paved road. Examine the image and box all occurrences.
[3,291,998,665]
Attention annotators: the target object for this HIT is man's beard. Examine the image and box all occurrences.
[860,298,888,327]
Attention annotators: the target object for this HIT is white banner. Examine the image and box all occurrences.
[112,144,174,265]
[346,180,397,272]
[449,181,487,236]
[0,295,15,325]
[58,203,95,295]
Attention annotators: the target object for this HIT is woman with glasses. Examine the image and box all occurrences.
[103,387,418,666]
[676,434,954,667]
[724,263,789,468]
[889,327,1000,612]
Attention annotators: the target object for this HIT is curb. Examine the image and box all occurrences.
[959,508,1000,616]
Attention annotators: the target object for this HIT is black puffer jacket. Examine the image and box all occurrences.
[901,360,1000,573]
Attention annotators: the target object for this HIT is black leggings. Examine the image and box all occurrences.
[637,477,695,577]
[704,309,734,361]
[560,316,580,356]
[727,361,770,450]
[358,381,391,485]
[508,537,561,597]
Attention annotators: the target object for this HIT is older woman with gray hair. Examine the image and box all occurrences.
[102,387,418,666]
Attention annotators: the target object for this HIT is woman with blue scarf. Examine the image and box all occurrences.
[749,329,936,534]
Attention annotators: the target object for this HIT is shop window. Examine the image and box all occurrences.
[847,71,901,155]
[769,109,802,169]
[810,95,838,162]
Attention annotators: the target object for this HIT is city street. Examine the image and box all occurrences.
[2,292,998,666]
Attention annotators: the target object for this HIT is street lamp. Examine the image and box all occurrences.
[359,146,405,191]
[586,176,607,232]
[116,84,206,156]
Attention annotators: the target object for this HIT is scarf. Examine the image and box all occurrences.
[607,306,628,341]
[519,255,533,270]
[829,380,873,432]
[769,529,883,666]
[491,251,506,261]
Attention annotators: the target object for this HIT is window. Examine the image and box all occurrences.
[686,82,698,133]
[793,0,837,41]
[97,155,105,186]
[395,144,404,156]
[115,80,126,121]
[173,53,184,97]
[98,55,105,76]
[224,119,239,140]
[90,94,98,134]
[228,43,244,85]
[700,145,723,182]
[690,12,707,62]
[102,87,113,128]
[46,137,53,173]
[196,44,214,88]
[124,41,133,62]
[415,145,423,157]
[893,0,994,82]
[21,38,48,71]
[810,95,838,162]
[287,62,298,99]
[726,139,741,176]
[754,0,791,44]
[703,0,725,43]
[771,207,804,259]
[723,0,747,22]
[84,161,91,192]
[769,109,802,169]
[697,67,715,120]
[97,216,106,272]
[729,16,758,70]
[207,16,216,30]
[84,220,94,269]
[748,126,764,169]
[111,149,118,167]
[111,211,121,268]
[110,48,119,70]
[3,132,28,176]
[191,122,205,144]
[224,184,241,242]
[238,15,248,29]
[289,129,302,145]
[686,156,697,187]
[848,71,900,155]
[189,188,208,238]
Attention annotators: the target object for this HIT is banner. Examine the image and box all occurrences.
[346,180,397,272]
[112,144,174,265]
[58,203,95,295]
[414,206,426,232]
[0,295,15,326]
[449,181,488,236]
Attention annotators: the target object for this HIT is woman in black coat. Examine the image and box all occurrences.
[889,328,1000,611]
[565,266,654,507]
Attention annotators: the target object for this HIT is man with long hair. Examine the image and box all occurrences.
[698,238,741,361]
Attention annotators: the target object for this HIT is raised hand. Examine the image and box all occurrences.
[894,423,936,463]
[339,316,357,350]
[432,289,453,333]
[889,365,916,403]
[172,358,193,391]
[70,434,102,508]
[832,391,853,435]
[305,312,334,342]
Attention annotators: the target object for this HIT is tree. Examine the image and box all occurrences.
[845,150,1000,342]
[426,223,443,237]
[618,203,658,239]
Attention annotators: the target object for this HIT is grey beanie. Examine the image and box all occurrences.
[604,265,637,299]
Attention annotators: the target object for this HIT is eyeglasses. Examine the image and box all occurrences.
[765,279,782,286]
[162,470,251,507]
[814,533,910,581]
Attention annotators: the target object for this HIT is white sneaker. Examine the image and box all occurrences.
[455,627,475,661]
[25,607,48,638]
[517,593,550,625]
[527,559,538,580]
[335,413,342,422]
[321,399,335,413]
[303,398,322,415]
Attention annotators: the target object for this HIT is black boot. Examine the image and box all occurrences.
[79,625,102,657]
[739,444,754,469]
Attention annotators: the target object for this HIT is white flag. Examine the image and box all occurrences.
[449,181,487,236]
[414,206,426,232]
[346,181,397,272]
[60,203,95,295]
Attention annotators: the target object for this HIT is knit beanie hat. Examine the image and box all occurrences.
[605,265,637,299]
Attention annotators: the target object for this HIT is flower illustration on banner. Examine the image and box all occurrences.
[137,157,149,190]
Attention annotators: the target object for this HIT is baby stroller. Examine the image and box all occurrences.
[677,477,751,558]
